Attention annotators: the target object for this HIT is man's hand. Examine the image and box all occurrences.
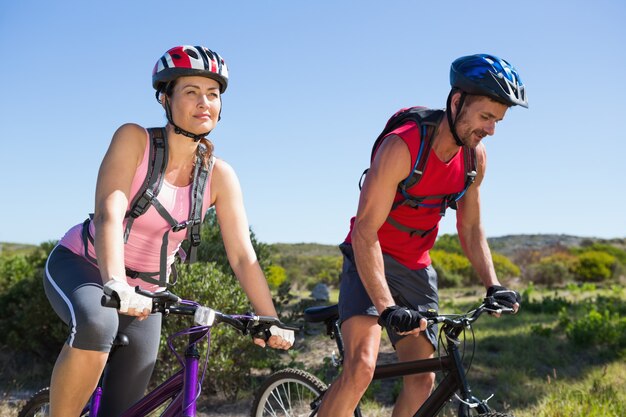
[487,285,521,313]
[378,305,427,334]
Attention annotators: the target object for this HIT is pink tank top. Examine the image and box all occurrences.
[60,131,214,290]
[344,121,466,270]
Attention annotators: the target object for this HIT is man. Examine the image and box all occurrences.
[318,54,527,417]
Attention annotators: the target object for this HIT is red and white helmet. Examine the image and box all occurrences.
[152,45,229,93]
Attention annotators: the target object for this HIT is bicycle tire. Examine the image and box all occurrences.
[475,412,514,417]
[18,387,91,417]
[18,387,52,417]
[251,368,328,417]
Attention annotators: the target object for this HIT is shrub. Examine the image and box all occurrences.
[196,209,272,276]
[0,269,66,360]
[524,294,571,314]
[0,242,63,360]
[266,264,287,289]
[525,253,576,287]
[0,254,35,292]
[156,262,287,400]
[564,309,626,348]
[492,252,521,279]
[433,234,463,254]
[430,244,519,287]
[430,250,471,288]
[572,251,617,282]
[272,253,342,289]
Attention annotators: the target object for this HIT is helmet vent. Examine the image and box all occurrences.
[185,49,199,59]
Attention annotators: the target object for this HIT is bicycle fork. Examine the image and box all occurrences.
[447,336,491,417]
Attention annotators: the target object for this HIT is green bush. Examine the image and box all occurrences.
[0,242,63,361]
[524,294,571,314]
[433,233,463,254]
[196,209,272,276]
[266,264,287,289]
[572,251,617,282]
[430,249,471,288]
[430,237,520,287]
[525,253,576,287]
[492,252,521,279]
[572,243,626,265]
[156,262,286,400]
[0,254,35,292]
[564,309,626,348]
[272,254,342,289]
[556,292,626,349]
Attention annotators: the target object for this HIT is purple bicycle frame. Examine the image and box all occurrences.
[121,351,201,417]
[86,339,203,416]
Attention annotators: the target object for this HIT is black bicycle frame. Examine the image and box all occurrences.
[329,318,489,417]
[371,340,480,416]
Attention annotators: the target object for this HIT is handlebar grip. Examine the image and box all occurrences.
[251,321,299,341]
[101,293,120,309]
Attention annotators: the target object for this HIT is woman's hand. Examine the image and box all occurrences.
[253,325,295,350]
[103,280,152,320]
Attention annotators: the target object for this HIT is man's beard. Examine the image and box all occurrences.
[456,111,487,147]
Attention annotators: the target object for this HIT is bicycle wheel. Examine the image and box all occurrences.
[475,413,514,417]
[18,387,91,417]
[18,388,51,417]
[251,368,327,417]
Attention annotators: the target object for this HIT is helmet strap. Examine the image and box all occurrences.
[446,91,466,147]
[163,97,210,142]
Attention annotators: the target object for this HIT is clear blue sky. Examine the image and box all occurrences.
[1,0,625,246]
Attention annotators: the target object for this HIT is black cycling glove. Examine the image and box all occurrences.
[486,285,521,309]
[378,305,424,333]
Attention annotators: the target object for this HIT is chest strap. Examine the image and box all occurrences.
[81,127,211,287]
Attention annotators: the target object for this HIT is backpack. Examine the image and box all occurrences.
[81,127,212,287]
[360,107,477,237]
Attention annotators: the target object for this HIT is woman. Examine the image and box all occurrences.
[43,45,293,417]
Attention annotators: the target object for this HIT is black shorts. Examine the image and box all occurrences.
[338,244,438,349]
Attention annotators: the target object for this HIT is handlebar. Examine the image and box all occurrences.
[101,287,299,342]
[424,296,516,329]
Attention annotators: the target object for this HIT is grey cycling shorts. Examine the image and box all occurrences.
[338,244,438,349]
[43,244,163,417]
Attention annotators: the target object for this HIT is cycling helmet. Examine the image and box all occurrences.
[152,45,229,94]
[450,54,528,108]
[152,45,228,141]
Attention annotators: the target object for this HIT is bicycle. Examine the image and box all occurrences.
[19,287,297,417]
[251,297,516,417]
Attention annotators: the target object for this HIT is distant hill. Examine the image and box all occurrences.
[269,235,626,259]
[269,243,341,258]
[487,234,626,257]
[0,242,38,254]
[4,235,625,259]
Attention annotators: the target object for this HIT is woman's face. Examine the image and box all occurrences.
[167,76,222,134]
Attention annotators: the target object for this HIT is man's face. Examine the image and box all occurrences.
[455,96,509,148]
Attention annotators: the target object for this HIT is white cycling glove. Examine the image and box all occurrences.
[194,306,216,326]
[103,280,152,314]
[269,325,295,345]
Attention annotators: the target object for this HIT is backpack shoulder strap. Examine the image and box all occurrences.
[359,107,443,190]
[123,127,168,243]
[393,108,444,193]
[185,147,213,264]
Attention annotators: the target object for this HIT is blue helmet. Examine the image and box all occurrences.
[450,54,528,108]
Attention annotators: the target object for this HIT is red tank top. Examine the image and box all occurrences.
[345,121,466,270]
